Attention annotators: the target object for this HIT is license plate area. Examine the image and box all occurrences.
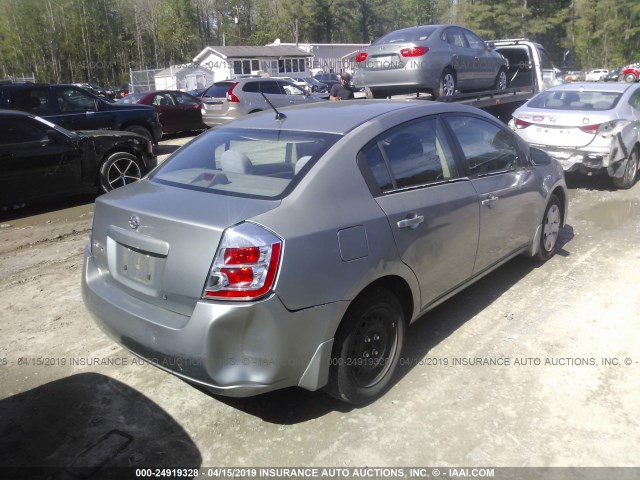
[107,237,168,296]
[370,55,401,70]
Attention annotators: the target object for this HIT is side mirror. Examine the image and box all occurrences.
[530,147,551,166]
[486,41,495,50]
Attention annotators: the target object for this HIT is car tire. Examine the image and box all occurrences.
[536,194,562,262]
[365,87,388,99]
[624,73,637,83]
[99,152,144,193]
[325,287,405,406]
[495,67,508,91]
[433,68,456,99]
[612,146,639,190]
[124,125,153,142]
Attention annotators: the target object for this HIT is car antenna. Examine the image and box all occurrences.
[260,92,286,120]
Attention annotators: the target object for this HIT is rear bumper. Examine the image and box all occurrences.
[531,143,628,178]
[82,245,347,396]
[353,65,441,91]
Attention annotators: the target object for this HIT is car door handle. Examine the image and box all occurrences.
[481,194,499,208]
[397,214,424,230]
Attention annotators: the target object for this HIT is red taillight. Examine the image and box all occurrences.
[224,247,261,265]
[400,47,429,57]
[356,52,368,63]
[226,82,240,102]
[514,118,531,129]
[203,223,282,301]
[579,124,600,133]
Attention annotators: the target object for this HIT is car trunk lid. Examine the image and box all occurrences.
[514,110,614,147]
[90,179,280,316]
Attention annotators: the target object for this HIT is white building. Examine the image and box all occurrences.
[192,45,312,81]
[153,65,215,91]
[266,42,370,75]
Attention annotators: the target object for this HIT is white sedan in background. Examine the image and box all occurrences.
[585,69,608,82]
[512,82,640,189]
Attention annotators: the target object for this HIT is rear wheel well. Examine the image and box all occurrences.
[349,276,413,326]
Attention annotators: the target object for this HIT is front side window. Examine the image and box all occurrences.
[463,29,486,50]
[151,128,340,199]
[361,117,459,193]
[0,118,47,144]
[445,27,468,48]
[281,82,304,95]
[174,92,200,106]
[54,87,96,113]
[444,115,520,175]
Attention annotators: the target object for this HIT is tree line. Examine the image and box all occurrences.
[1,0,638,87]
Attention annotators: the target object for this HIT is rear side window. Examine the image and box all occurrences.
[444,116,519,175]
[203,83,233,98]
[8,87,52,115]
[360,117,459,193]
[151,128,340,199]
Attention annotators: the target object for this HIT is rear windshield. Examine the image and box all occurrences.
[203,82,234,98]
[151,128,340,199]
[373,26,437,45]
[528,90,622,110]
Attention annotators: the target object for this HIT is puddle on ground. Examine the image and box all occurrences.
[577,199,640,230]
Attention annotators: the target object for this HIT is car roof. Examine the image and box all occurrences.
[545,82,634,93]
[217,100,492,135]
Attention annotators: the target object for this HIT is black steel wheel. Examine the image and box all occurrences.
[536,194,562,261]
[99,152,143,192]
[325,288,405,406]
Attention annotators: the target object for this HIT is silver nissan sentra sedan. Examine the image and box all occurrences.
[82,100,567,405]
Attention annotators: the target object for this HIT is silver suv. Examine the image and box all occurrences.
[201,77,325,127]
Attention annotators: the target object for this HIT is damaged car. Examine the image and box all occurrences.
[511,82,640,189]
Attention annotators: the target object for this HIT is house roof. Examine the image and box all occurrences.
[155,65,214,77]
[193,45,310,63]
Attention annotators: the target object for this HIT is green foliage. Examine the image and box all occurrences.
[0,0,637,84]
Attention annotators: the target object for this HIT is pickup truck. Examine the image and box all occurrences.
[0,83,163,143]
[436,39,561,121]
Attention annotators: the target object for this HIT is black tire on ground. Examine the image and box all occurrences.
[124,125,153,142]
[433,68,456,99]
[99,152,144,193]
[536,194,562,262]
[623,73,637,83]
[365,87,388,99]
[612,146,639,189]
[325,287,405,406]
[495,67,508,91]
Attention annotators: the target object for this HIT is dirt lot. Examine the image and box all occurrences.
[0,133,639,477]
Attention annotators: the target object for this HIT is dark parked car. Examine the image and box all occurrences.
[82,100,567,406]
[0,83,163,143]
[353,24,509,98]
[313,72,342,89]
[604,68,621,82]
[0,110,156,208]
[116,90,207,135]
